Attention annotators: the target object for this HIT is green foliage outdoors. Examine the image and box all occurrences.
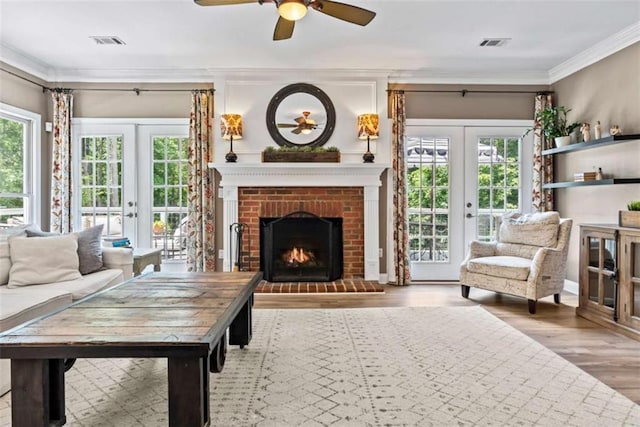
[407,138,520,213]
[0,118,25,210]
[81,136,188,233]
[628,200,640,211]
[263,145,339,153]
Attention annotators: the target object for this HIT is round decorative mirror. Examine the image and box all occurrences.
[266,83,336,147]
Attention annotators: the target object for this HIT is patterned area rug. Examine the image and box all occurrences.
[255,279,384,293]
[1,307,638,426]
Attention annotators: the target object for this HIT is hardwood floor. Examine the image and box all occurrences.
[254,283,640,405]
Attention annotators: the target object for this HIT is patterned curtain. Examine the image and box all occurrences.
[532,93,554,212]
[187,90,216,271]
[390,90,411,286]
[50,90,74,233]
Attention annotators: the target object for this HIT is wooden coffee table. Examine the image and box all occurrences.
[0,271,262,427]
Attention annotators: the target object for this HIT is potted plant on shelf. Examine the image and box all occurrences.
[619,200,640,229]
[525,106,581,148]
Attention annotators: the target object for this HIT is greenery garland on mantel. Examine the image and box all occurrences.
[261,146,341,162]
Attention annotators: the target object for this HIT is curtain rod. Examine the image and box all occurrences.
[388,89,553,97]
[0,68,214,94]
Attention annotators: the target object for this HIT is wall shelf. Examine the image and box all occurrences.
[541,133,640,156]
[543,178,640,189]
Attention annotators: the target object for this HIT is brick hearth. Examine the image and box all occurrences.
[238,187,364,278]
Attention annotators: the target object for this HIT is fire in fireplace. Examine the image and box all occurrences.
[260,211,343,282]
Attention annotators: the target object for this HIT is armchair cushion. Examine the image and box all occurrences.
[499,212,560,247]
[467,256,531,281]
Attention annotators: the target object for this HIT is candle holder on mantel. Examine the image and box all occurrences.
[357,113,379,163]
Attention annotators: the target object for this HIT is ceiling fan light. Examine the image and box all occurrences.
[300,128,312,135]
[278,0,308,21]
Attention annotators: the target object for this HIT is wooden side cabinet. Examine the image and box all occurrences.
[577,224,640,340]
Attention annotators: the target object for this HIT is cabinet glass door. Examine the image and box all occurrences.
[629,240,640,322]
[587,236,616,309]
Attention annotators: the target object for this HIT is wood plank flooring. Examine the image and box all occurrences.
[254,283,640,404]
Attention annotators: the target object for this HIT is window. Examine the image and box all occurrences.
[79,135,123,235]
[476,137,521,241]
[152,136,189,261]
[407,137,450,263]
[0,104,41,227]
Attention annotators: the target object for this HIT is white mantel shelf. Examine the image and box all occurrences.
[209,162,388,282]
[209,163,389,187]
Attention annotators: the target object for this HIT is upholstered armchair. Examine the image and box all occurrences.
[459,212,572,314]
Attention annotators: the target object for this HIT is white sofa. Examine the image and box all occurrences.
[0,228,133,396]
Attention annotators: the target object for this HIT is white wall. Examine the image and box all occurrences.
[213,76,390,164]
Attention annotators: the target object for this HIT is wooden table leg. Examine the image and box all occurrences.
[11,359,66,427]
[229,296,252,348]
[168,356,210,427]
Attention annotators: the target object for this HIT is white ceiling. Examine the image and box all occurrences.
[1,0,639,83]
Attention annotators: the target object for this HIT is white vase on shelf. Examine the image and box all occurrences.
[554,136,571,147]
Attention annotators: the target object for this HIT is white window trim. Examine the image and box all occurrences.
[0,102,42,226]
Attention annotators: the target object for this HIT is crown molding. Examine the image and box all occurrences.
[387,70,550,85]
[548,22,640,84]
[0,44,52,81]
[26,67,393,83]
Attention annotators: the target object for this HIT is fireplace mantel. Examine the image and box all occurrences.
[209,163,388,282]
[209,163,388,188]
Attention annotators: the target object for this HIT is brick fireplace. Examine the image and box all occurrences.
[210,164,386,281]
[240,187,363,278]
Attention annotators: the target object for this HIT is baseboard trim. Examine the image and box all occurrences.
[564,279,578,295]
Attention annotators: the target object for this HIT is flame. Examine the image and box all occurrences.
[283,247,313,265]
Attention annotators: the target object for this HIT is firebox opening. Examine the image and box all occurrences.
[260,211,343,282]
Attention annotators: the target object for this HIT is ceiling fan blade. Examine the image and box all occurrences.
[274,16,295,41]
[291,128,303,135]
[277,123,299,128]
[312,0,376,26]
[194,0,258,6]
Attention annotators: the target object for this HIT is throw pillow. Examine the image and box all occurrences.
[7,234,81,287]
[26,224,105,275]
[75,224,105,275]
[499,212,560,247]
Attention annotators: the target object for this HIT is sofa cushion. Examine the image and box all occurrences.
[467,256,531,281]
[499,212,560,247]
[8,234,82,287]
[31,268,125,300]
[0,286,72,332]
[26,224,105,275]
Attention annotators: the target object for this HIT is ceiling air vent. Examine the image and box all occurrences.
[90,36,126,46]
[479,38,510,47]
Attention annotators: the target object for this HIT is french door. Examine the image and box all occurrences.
[405,120,532,281]
[72,120,189,262]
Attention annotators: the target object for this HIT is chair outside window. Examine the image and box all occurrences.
[459,212,572,314]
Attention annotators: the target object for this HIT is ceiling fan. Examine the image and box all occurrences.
[194,0,376,41]
[277,111,320,134]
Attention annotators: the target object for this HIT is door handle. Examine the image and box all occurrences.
[125,212,137,218]
[466,213,475,218]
